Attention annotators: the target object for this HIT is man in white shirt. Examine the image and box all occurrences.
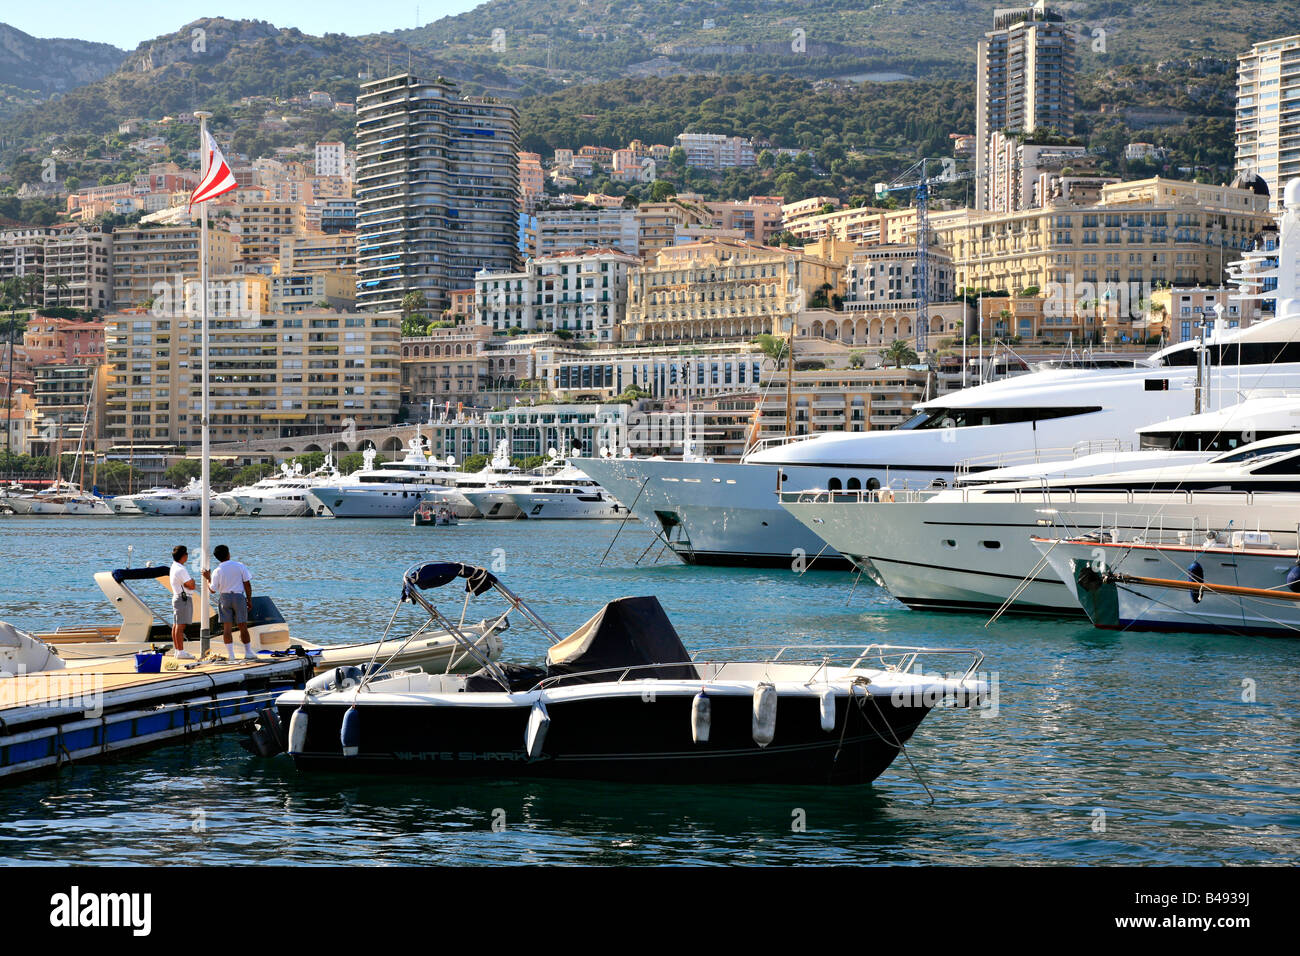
[202,544,255,660]
[169,545,197,660]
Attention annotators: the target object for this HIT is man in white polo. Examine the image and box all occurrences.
[202,544,255,660]
[169,544,197,660]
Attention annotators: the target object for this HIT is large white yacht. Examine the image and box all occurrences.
[233,456,343,517]
[135,478,204,516]
[503,460,628,519]
[306,442,461,518]
[577,177,1300,568]
[781,409,1300,615]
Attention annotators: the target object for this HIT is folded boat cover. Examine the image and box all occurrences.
[545,596,693,683]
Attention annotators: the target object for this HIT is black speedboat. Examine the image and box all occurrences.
[269,562,987,785]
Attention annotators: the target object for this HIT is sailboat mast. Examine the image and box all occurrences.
[195,110,213,656]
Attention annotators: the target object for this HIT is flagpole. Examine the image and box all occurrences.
[195,110,213,657]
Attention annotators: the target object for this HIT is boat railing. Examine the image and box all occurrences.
[953,439,1133,479]
[529,644,985,691]
[741,433,819,460]
[1031,508,1299,551]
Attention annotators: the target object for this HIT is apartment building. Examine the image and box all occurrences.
[1236,33,1300,211]
[42,226,114,312]
[0,230,47,290]
[536,340,767,402]
[474,248,640,342]
[237,199,304,266]
[702,196,785,243]
[400,324,492,412]
[279,233,356,274]
[103,309,400,445]
[270,272,357,313]
[674,133,756,169]
[314,141,348,179]
[985,132,1093,213]
[932,177,1275,306]
[32,361,109,445]
[110,224,237,311]
[623,238,842,344]
[355,73,520,314]
[532,205,639,257]
[974,1,1076,209]
[1149,285,1268,344]
[517,151,544,213]
[635,200,712,253]
[756,366,931,440]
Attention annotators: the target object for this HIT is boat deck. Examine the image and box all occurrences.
[0,654,313,783]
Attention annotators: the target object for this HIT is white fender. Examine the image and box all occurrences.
[340,706,361,757]
[752,682,777,748]
[525,700,550,759]
[287,706,309,755]
[819,688,836,733]
[690,691,711,744]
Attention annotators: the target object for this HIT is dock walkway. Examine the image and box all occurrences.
[0,654,312,782]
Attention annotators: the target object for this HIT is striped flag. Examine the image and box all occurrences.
[188,130,238,209]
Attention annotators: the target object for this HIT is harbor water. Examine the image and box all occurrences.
[1,515,1298,865]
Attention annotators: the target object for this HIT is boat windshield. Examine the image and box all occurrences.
[898,405,1103,430]
[1212,442,1300,465]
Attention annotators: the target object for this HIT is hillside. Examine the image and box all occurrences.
[0,23,125,121]
[0,17,524,148]
[393,0,1300,85]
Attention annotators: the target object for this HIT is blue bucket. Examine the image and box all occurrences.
[134,652,163,674]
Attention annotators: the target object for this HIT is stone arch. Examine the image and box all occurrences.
[382,436,404,453]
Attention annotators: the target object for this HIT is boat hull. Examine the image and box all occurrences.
[574,456,853,569]
[783,492,1300,616]
[1043,541,1300,638]
[279,691,931,784]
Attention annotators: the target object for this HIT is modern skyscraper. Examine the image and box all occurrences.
[355,73,520,315]
[975,1,1075,209]
[1236,34,1300,211]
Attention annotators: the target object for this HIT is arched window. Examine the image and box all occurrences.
[827,477,842,491]
[846,477,861,490]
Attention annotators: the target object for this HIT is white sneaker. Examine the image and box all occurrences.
[241,645,259,660]
[174,650,196,660]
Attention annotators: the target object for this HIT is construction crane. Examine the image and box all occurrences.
[875,158,974,355]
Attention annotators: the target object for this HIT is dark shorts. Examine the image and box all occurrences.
[218,592,249,624]
[172,591,192,626]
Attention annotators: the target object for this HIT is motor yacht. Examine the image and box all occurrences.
[577,177,1300,568]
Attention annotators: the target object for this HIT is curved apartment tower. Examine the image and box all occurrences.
[355,73,520,315]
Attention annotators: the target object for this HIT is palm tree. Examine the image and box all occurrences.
[21,273,42,308]
[879,339,918,368]
[46,275,70,309]
[752,333,789,370]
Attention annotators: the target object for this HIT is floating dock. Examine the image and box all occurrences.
[0,655,313,782]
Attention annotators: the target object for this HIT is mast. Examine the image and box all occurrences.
[195,110,213,656]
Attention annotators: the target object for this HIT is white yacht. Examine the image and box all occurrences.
[504,462,628,519]
[577,177,1300,568]
[422,442,527,519]
[136,478,204,516]
[307,442,461,519]
[783,428,1300,616]
[459,449,571,519]
[234,456,342,517]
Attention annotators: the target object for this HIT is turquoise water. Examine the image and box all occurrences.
[1,515,1299,865]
